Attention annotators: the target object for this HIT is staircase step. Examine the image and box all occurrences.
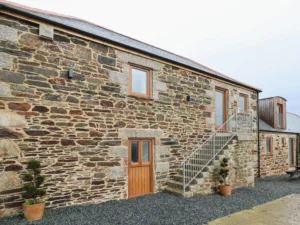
[167,180,191,191]
[199,171,210,178]
[173,174,205,185]
[189,159,219,165]
[185,163,218,171]
[193,154,221,161]
[164,186,193,197]
[167,179,204,192]
[178,169,204,177]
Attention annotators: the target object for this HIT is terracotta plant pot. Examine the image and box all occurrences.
[219,185,232,196]
[23,202,45,221]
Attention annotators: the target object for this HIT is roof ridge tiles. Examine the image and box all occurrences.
[0,0,261,91]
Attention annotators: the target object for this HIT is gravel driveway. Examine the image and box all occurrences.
[1,175,300,225]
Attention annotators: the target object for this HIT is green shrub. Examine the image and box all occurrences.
[22,160,46,205]
[214,157,231,186]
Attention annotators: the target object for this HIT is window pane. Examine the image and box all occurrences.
[142,141,149,162]
[216,91,224,126]
[266,139,270,152]
[277,105,282,127]
[131,141,138,163]
[239,96,245,111]
[132,68,147,94]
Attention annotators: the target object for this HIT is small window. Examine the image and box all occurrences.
[129,65,151,98]
[266,137,272,154]
[238,94,248,112]
[282,137,286,147]
[277,104,283,128]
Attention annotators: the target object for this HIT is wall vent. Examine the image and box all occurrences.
[39,24,54,40]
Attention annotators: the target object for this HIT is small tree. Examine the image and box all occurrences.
[218,157,230,186]
[22,160,46,205]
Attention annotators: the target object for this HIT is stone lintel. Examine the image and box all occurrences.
[118,129,163,139]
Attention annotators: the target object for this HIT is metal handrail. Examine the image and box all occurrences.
[182,110,253,193]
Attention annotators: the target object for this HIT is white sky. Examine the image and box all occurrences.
[9,0,300,114]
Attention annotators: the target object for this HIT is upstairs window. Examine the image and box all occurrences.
[239,94,248,112]
[266,137,272,154]
[277,104,283,128]
[129,65,151,98]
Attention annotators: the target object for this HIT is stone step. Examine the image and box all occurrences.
[189,159,219,165]
[164,186,193,197]
[199,171,210,178]
[173,174,204,185]
[184,163,215,172]
[200,145,229,151]
[192,154,222,161]
[167,180,199,191]
[178,168,204,177]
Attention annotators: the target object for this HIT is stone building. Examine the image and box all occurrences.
[258,96,300,177]
[0,1,260,217]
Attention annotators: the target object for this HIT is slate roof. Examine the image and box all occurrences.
[0,0,261,91]
[259,112,300,134]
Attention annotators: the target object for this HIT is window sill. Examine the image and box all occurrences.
[128,95,154,101]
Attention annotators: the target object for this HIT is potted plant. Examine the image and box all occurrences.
[22,159,46,221]
[217,157,232,196]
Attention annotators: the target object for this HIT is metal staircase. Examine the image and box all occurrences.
[165,110,253,196]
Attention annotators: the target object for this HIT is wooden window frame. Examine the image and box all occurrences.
[129,64,152,99]
[266,137,273,154]
[282,137,286,147]
[238,93,248,112]
[215,87,228,130]
[276,103,284,129]
[289,138,295,166]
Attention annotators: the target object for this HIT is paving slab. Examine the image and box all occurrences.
[208,194,300,225]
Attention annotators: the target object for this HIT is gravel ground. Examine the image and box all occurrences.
[1,175,300,225]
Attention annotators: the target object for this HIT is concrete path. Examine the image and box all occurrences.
[208,194,300,225]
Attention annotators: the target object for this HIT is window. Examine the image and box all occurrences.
[129,139,152,164]
[277,104,283,128]
[282,137,286,147]
[215,87,227,128]
[129,65,151,98]
[239,94,248,112]
[266,137,272,154]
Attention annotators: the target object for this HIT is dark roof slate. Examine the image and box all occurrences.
[0,0,261,91]
[259,112,300,134]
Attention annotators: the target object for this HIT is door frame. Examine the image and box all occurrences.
[128,138,154,198]
[215,87,228,130]
[289,138,295,166]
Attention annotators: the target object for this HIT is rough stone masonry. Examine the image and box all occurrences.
[0,12,258,217]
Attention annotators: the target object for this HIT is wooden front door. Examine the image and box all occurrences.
[128,139,153,198]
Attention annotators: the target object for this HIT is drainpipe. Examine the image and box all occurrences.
[257,91,261,177]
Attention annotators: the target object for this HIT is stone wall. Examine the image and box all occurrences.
[259,132,297,177]
[0,12,258,217]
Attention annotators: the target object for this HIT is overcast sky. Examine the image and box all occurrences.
[9,0,300,114]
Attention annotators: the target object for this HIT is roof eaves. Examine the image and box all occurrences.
[0,0,262,92]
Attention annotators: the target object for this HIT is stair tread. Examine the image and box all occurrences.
[173,174,204,180]
[164,187,193,197]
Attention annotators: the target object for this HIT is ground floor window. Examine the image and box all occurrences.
[266,137,272,154]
